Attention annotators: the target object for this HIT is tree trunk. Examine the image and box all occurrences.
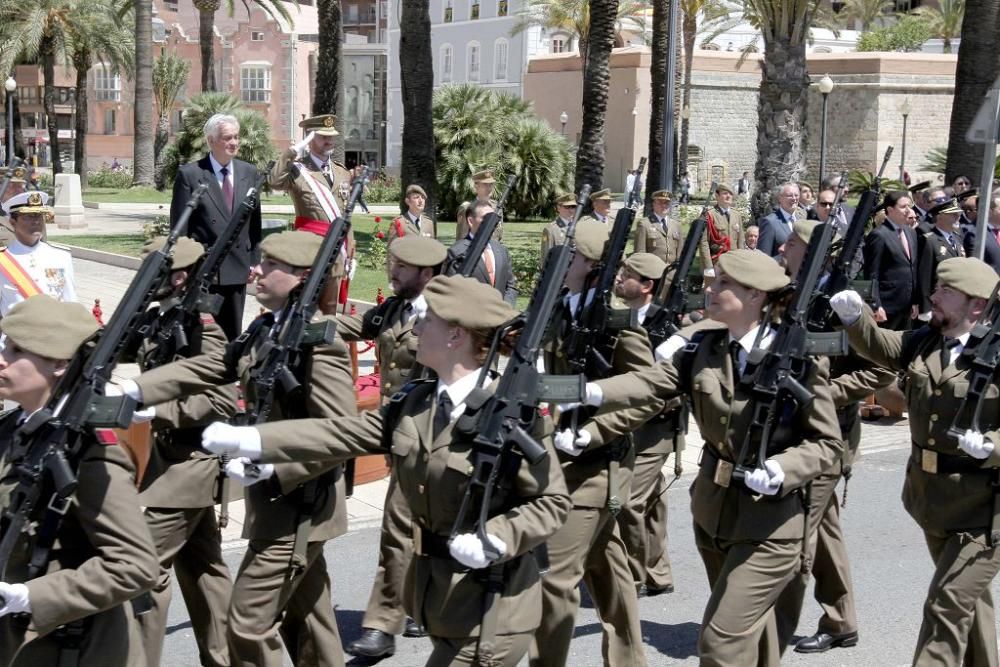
[314,0,345,163]
[200,8,217,91]
[154,114,170,190]
[679,8,695,190]
[751,33,808,219]
[73,53,91,188]
[11,92,25,159]
[644,0,669,212]
[134,0,155,186]
[575,0,619,194]
[41,41,62,175]
[399,0,437,221]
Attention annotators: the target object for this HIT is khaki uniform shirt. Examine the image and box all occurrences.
[539,218,569,268]
[337,296,420,399]
[634,214,682,266]
[699,206,744,270]
[387,212,436,245]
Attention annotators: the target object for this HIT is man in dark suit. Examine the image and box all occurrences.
[757,182,800,256]
[962,192,1000,275]
[863,190,919,330]
[917,199,965,316]
[171,113,262,340]
[447,200,517,305]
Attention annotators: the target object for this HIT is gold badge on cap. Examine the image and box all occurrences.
[13,168,24,178]
[323,117,334,127]
[27,192,42,206]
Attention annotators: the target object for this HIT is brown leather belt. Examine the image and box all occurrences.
[911,444,990,475]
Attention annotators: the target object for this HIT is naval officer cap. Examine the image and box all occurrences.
[298,114,339,137]
[260,230,322,269]
[716,249,790,292]
[624,253,667,281]
[389,235,447,267]
[142,236,206,271]
[936,257,999,300]
[3,191,51,217]
[573,219,610,261]
[423,275,517,329]
[2,295,99,360]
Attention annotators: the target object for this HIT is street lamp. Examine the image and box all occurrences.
[559,110,568,136]
[4,76,15,166]
[899,97,911,183]
[817,74,834,184]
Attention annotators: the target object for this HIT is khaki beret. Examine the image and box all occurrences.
[573,218,609,261]
[937,257,999,300]
[2,295,99,360]
[929,199,962,216]
[142,236,205,271]
[716,249,790,292]
[792,219,822,244]
[555,193,576,206]
[3,191,51,217]
[405,184,427,198]
[388,235,447,267]
[590,188,612,202]
[423,275,516,329]
[715,183,735,196]
[298,114,339,137]
[624,253,667,280]
[260,230,322,268]
[472,170,495,184]
[651,190,672,201]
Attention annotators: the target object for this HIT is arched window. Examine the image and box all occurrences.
[494,39,509,81]
[467,42,481,82]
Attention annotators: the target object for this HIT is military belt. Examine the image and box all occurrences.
[699,446,737,489]
[566,438,630,466]
[414,526,452,559]
[911,444,990,475]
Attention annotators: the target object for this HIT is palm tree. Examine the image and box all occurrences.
[399,0,437,218]
[644,0,669,207]
[66,0,134,187]
[914,0,965,53]
[153,49,190,189]
[132,0,155,186]
[314,0,345,163]
[575,0,620,192]
[841,0,895,31]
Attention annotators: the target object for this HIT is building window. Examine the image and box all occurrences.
[240,65,271,103]
[251,30,264,41]
[471,0,480,19]
[104,108,116,135]
[498,0,508,16]
[95,66,121,101]
[163,0,178,10]
[347,4,359,23]
[441,44,453,82]
[551,38,565,53]
[467,43,480,82]
[494,39,508,81]
[444,0,453,22]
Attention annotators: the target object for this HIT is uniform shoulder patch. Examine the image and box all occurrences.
[93,428,118,445]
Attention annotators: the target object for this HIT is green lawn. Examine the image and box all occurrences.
[83,187,296,206]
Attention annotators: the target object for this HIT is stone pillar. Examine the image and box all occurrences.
[54,173,87,229]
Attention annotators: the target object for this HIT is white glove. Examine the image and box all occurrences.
[958,430,994,460]
[293,130,316,154]
[744,459,784,496]
[347,256,357,281]
[829,290,863,325]
[917,311,932,322]
[703,268,716,278]
[117,379,143,402]
[224,457,274,487]
[0,582,30,616]
[554,382,602,413]
[553,428,592,457]
[132,405,156,424]
[449,532,507,569]
[103,383,122,396]
[202,422,262,459]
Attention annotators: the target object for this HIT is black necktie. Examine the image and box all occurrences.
[729,340,743,376]
[941,338,960,369]
[433,391,453,439]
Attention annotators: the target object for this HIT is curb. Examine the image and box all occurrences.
[59,243,142,270]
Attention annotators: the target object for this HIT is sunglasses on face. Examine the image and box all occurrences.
[817,201,834,207]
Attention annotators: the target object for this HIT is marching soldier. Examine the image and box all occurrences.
[0,296,158,665]
[0,192,75,317]
[456,169,503,242]
[613,252,680,597]
[917,198,965,318]
[830,257,1000,666]
[539,193,575,268]
[125,237,238,667]
[633,190,682,268]
[337,235,447,659]
[387,184,436,245]
[531,220,658,667]
[270,114,355,316]
[202,275,571,666]
[120,231,357,666]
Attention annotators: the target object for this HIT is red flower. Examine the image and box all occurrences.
[376,231,385,239]
[374,216,382,223]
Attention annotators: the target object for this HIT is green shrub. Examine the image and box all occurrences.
[88,164,133,189]
[847,169,906,192]
[142,214,171,241]
[365,172,402,204]
[856,15,933,52]
[920,145,1000,176]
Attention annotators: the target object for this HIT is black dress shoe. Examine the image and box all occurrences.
[637,583,675,597]
[403,617,427,638]
[794,630,859,653]
[346,629,396,658]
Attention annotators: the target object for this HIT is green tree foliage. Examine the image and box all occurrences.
[153,49,192,189]
[841,0,896,31]
[914,0,964,53]
[432,84,574,220]
[856,14,933,51]
[161,92,276,186]
[921,145,1000,176]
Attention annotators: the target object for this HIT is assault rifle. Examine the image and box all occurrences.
[0,185,207,585]
[143,163,274,370]
[446,174,518,276]
[450,185,592,558]
[948,283,1000,440]
[562,158,646,377]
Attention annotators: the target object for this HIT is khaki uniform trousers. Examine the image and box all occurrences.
[362,469,413,635]
[913,529,1000,667]
[773,470,857,649]
[139,506,232,667]
[694,524,801,667]
[229,540,345,667]
[618,451,673,590]
[529,506,647,667]
[428,632,533,667]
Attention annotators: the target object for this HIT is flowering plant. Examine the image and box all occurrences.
[363,216,388,270]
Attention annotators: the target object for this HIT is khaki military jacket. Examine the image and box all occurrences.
[0,414,157,665]
[387,212,436,245]
[634,214,682,265]
[539,218,569,268]
[847,311,1000,533]
[337,297,420,399]
[136,313,356,542]
[594,327,842,541]
[699,206,744,270]
[129,309,238,508]
[252,382,571,639]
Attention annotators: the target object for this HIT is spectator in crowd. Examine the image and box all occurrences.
[863,190,919,330]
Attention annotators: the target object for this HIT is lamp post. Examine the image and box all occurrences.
[4,76,15,166]
[899,98,911,183]
[559,110,568,137]
[817,75,834,183]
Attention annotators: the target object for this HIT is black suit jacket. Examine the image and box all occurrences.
[171,156,262,285]
[961,223,1000,275]
[447,237,518,305]
[863,220,918,322]
[917,227,964,312]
